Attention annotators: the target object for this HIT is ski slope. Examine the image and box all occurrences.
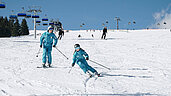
[0,29,171,96]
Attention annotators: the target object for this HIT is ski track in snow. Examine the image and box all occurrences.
[0,29,171,96]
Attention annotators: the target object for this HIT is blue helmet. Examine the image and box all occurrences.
[47,26,54,31]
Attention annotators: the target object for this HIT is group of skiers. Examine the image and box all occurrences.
[39,26,107,77]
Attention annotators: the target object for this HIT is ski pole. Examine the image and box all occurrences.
[68,67,72,73]
[89,60,110,70]
[36,48,41,57]
[55,47,69,60]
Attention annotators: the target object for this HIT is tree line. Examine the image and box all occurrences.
[0,17,29,37]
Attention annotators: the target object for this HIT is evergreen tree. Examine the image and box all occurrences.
[21,19,29,35]
[4,17,11,37]
[0,17,4,37]
[9,19,15,37]
[11,19,20,36]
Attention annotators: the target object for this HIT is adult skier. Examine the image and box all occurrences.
[40,26,58,68]
[58,28,64,40]
[72,44,100,77]
[101,27,107,39]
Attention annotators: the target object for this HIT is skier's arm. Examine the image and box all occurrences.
[53,34,58,46]
[83,50,89,60]
[40,33,45,46]
[72,52,76,66]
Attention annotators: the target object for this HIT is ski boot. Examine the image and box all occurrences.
[42,63,47,68]
[48,64,52,68]
[95,72,100,77]
[87,71,92,78]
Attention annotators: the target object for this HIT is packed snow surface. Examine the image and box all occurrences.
[0,29,171,96]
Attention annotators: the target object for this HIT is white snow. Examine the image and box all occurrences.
[0,29,171,96]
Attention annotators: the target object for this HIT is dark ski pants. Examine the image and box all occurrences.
[58,35,62,40]
[101,34,106,39]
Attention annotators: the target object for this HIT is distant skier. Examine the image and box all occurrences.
[78,34,81,38]
[40,26,58,68]
[55,21,63,31]
[92,34,94,38]
[58,28,64,40]
[101,27,107,39]
[72,44,100,77]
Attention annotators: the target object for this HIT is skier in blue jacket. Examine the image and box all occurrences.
[72,44,100,77]
[40,26,58,68]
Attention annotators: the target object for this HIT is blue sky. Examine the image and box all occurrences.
[0,0,171,30]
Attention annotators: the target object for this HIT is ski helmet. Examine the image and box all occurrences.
[74,44,80,49]
[47,26,54,31]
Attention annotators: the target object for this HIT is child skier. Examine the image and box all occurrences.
[72,44,100,77]
[40,26,58,68]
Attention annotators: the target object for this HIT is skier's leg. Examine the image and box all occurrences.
[104,34,106,39]
[60,35,62,40]
[58,35,60,39]
[87,65,97,73]
[101,35,103,39]
[83,61,97,73]
[77,61,87,74]
[47,47,52,65]
[42,47,47,64]
[103,34,105,39]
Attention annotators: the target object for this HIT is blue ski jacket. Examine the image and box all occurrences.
[72,49,89,64]
[40,32,58,47]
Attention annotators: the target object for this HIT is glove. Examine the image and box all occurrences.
[72,63,75,67]
[40,45,42,48]
[53,45,56,47]
[86,57,89,60]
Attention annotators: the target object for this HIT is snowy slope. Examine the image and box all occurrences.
[0,29,171,96]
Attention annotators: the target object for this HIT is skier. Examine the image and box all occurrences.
[101,27,107,39]
[40,26,58,68]
[58,28,64,40]
[72,44,100,77]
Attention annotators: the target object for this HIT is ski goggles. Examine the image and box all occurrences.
[75,47,80,50]
[49,28,54,30]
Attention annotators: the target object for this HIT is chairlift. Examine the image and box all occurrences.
[32,15,39,18]
[43,23,48,26]
[36,21,41,23]
[26,14,31,18]
[17,7,27,17]
[0,3,5,8]
[49,22,54,25]
[42,18,48,21]
[17,13,26,17]
[9,15,17,19]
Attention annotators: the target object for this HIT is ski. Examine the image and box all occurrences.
[84,73,102,86]
[36,66,57,68]
[87,73,101,79]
